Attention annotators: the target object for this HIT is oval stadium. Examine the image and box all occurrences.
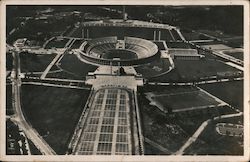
[77,36,159,66]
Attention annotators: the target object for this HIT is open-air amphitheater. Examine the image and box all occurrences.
[63,19,203,68]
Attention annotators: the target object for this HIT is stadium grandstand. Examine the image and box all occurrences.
[70,19,185,42]
[168,49,204,60]
[77,36,159,66]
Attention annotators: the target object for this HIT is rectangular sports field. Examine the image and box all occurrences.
[146,86,224,112]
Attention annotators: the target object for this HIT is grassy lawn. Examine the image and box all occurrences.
[181,29,211,41]
[6,53,13,71]
[184,116,243,155]
[6,85,14,115]
[27,139,42,155]
[59,54,98,79]
[135,57,171,79]
[144,142,165,155]
[151,89,219,111]
[71,39,85,49]
[44,38,70,49]
[166,42,192,49]
[46,69,83,80]
[150,58,239,82]
[20,85,90,154]
[154,41,166,50]
[199,81,243,111]
[224,51,243,60]
[20,52,56,73]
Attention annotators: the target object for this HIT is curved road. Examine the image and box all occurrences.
[11,51,56,155]
[174,112,243,155]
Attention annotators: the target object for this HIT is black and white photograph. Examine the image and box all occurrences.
[1,0,249,161]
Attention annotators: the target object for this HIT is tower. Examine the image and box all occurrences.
[123,6,128,21]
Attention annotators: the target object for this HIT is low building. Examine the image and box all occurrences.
[13,38,27,48]
[168,48,204,60]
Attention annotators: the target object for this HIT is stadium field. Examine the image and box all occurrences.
[20,85,90,154]
[102,49,138,60]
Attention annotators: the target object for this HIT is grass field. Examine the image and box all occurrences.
[27,139,42,155]
[6,85,14,115]
[149,88,220,112]
[184,116,243,155]
[20,53,56,73]
[45,69,83,80]
[135,57,171,79]
[144,142,165,155]
[154,41,167,50]
[44,37,70,49]
[20,85,90,154]
[166,42,192,49]
[149,58,239,82]
[224,51,243,60]
[197,30,235,39]
[71,39,85,49]
[6,53,13,71]
[181,29,211,41]
[194,40,222,46]
[102,50,138,60]
[199,81,243,111]
[58,54,98,79]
